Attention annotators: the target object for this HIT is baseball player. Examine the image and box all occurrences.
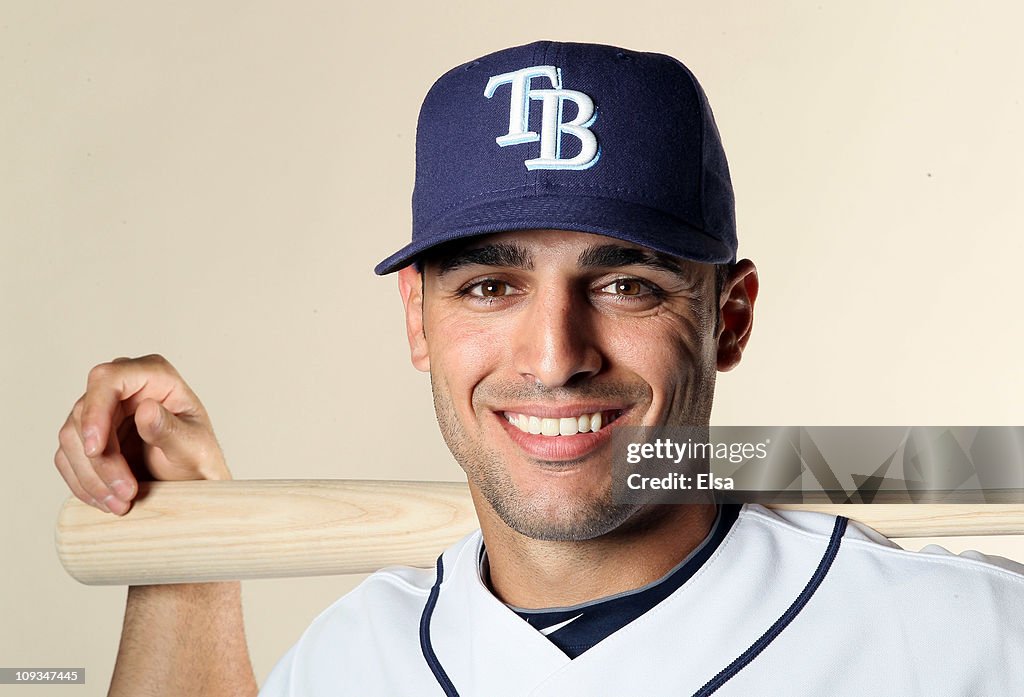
[55,41,1024,696]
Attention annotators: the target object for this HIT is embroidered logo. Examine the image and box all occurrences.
[484,65,599,171]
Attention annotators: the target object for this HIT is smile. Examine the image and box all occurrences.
[502,410,624,437]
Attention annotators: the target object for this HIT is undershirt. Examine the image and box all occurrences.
[480,504,741,658]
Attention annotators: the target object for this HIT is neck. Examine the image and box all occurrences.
[475,493,718,609]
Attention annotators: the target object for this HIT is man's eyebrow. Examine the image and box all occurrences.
[577,244,691,280]
[435,243,534,275]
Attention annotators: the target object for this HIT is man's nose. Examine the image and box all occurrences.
[513,286,603,388]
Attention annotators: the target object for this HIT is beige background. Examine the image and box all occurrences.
[3,1,1022,694]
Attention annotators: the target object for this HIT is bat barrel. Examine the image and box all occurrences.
[55,480,479,585]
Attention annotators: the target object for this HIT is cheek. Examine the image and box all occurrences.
[601,313,716,413]
[428,313,507,396]
[605,311,711,373]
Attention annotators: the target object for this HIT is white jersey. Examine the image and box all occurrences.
[260,504,1024,696]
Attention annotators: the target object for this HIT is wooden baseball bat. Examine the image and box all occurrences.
[55,480,1024,586]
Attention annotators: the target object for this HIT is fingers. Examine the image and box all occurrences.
[55,354,224,516]
[80,363,120,457]
[56,409,134,515]
[79,355,199,457]
[53,447,98,509]
[80,359,150,456]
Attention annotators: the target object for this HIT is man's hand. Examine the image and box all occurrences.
[55,355,256,696]
[55,354,230,516]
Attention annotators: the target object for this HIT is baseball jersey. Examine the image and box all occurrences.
[259,504,1024,696]
[504,504,741,658]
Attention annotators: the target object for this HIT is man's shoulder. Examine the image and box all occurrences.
[299,529,482,636]
[259,532,484,694]
[730,504,1024,686]
[741,502,1024,581]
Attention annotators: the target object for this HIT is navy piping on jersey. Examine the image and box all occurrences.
[419,555,459,697]
[691,515,849,697]
[420,513,850,697]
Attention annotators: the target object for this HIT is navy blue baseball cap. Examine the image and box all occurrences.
[374,40,736,275]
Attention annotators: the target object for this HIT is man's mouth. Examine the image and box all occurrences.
[501,410,625,437]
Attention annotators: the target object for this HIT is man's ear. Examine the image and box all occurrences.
[716,259,759,372]
[397,265,430,372]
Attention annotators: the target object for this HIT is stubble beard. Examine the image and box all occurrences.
[429,376,663,542]
[423,265,723,542]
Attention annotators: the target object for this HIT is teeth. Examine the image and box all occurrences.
[504,410,614,437]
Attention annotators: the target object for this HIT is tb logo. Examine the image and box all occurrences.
[484,65,600,171]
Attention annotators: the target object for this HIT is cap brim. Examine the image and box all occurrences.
[373,194,734,275]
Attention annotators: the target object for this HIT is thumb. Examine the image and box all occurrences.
[134,398,203,465]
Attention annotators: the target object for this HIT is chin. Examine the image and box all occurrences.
[487,485,643,542]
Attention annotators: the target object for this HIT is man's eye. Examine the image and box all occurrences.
[469,280,511,297]
[599,279,650,296]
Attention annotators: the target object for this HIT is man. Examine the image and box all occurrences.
[55,42,1023,695]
